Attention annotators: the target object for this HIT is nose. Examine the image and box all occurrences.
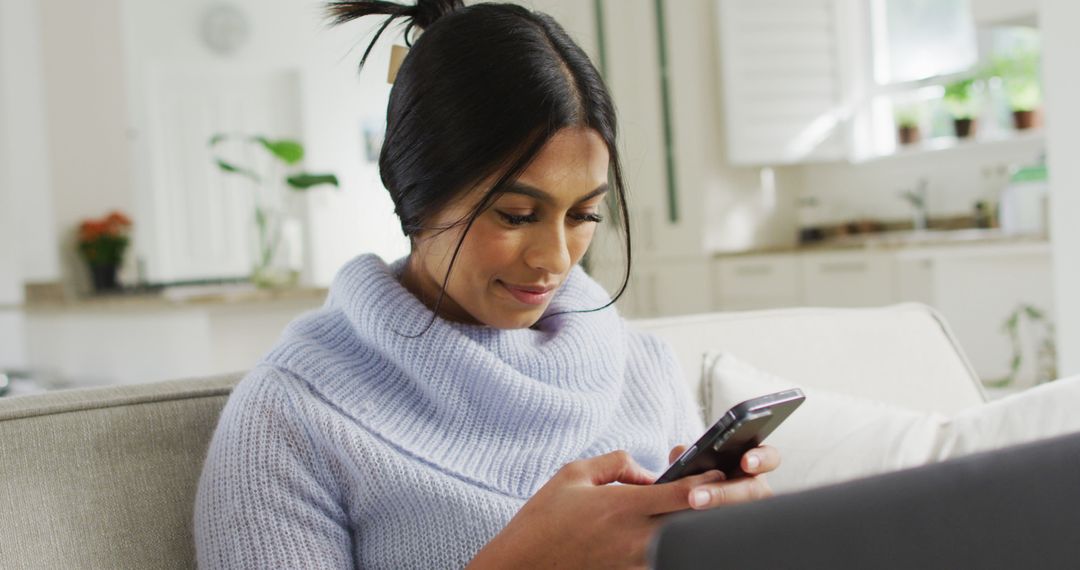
[524,220,572,276]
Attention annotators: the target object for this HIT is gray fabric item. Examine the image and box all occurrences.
[651,430,1080,569]
[0,373,242,570]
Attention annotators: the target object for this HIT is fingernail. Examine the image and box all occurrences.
[691,489,710,508]
[747,454,761,471]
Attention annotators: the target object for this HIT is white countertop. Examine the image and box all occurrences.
[716,229,1049,258]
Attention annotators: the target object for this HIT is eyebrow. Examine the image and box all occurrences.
[501,182,610,205]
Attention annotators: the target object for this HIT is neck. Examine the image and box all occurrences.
[398,254,481,325]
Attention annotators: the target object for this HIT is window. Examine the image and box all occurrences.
[857,0,1043,159]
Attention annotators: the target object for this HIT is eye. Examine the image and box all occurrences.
[569,212,604,224]
[497,211,538,226]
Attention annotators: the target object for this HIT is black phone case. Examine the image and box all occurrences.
[655,388,805,484]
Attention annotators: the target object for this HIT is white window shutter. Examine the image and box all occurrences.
[717,0,855,165]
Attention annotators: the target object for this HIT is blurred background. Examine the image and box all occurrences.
[1,0,1077,397]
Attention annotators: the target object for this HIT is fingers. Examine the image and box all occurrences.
[563,450,657,486]
[688,475,773,510]
[668,445,687,465]
[741,445,781,476]
[626,470,727,515]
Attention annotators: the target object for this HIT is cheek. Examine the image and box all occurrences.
[458,222,523,273]
[568,224,598,259]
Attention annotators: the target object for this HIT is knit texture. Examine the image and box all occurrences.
[194,253,704,569]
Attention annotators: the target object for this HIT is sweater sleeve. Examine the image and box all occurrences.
[194,366,353,569]
[657,337,707,448]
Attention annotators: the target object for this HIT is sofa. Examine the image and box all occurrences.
[2,302,1077,569]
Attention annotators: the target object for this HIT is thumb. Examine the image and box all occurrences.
[575,450,657,486]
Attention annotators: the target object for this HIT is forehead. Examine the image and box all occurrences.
[438,127,610,218]
[517,127,609,187]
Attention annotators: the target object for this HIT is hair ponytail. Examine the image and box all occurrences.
[326,1,463,72]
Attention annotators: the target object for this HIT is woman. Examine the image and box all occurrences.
[194,1,780,568]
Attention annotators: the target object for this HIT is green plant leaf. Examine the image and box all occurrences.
[255,137,304,165]
[286,173,339,190]
[1024,305,1045,320]
[943,78,975,102]
[208,133,228,147]
[215,159,261,183]
[1004,311,1019,331]
[1010,354,1022,373]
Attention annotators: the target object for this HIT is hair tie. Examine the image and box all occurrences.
[387,44,408,83]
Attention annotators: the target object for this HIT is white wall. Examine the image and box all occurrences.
[39,0,133,293]
[791,138,1046,226]
[0,0,29,370]
[1041,0,1080,376]
[0,0,61,284]
[972,0,1039,25]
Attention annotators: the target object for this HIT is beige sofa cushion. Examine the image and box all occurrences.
[706,350,1080,494]
[633,303,986,416]
[0,373,241,570]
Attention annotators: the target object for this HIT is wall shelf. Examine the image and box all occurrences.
[855,127,1044,164]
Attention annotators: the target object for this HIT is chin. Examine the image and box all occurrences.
[484,307,547,330]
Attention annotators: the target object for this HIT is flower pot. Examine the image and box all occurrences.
[251,264,299,290]
[1013,109,1037,130]
[898,125,920,145]
[953,118,976,139]
[89,263,120,293]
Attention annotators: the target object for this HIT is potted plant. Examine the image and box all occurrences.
[984,304,1057,388]
[992,48,1042,130]
[894,105,921,145]
[943,76,979,139]
[77,210,133,293]
[209,134,339,289]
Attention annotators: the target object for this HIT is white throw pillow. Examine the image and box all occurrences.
[702,350,1080,494]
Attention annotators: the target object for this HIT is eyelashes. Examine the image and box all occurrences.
[497,211,605,226]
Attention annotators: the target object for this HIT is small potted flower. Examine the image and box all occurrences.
[992,49,1042,130]
[77,210,132,293]
[894,105,921,146]
[943,76,979,139]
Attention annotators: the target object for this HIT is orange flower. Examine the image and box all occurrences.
[105,210,132,228]
[77,210,132,244]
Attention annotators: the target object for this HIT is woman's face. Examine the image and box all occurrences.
[402,126,610,329]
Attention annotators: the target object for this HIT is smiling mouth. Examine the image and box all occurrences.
[497,280,557,306]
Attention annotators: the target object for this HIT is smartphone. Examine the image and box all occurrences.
[655,389,805,484]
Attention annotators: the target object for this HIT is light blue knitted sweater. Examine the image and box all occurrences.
[194,253,704,569]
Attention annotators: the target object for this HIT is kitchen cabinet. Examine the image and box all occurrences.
[711,241,1053,385]
[588,256,713,319]
[634,258,714,318]
[713,254,802,310]
[801,250,896,307]
[585,0,727,316]
[896,243,1053,385]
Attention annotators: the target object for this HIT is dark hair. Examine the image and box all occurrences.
[326,0,631,332]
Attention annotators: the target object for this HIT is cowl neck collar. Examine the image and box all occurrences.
[263,254,629,497]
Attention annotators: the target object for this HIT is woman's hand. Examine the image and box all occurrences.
[466,446,780,569]
[665,444,779,510]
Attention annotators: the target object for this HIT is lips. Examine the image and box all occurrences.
[498,280,557,306]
